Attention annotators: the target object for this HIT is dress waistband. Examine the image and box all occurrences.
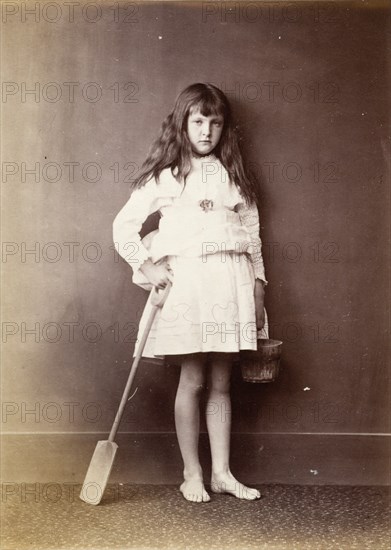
[160,207,240,225]
[148,207,250,263]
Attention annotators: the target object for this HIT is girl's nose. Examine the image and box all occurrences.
[202,123,211,137]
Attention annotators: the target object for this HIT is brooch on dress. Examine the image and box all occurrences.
[199,199,214,212]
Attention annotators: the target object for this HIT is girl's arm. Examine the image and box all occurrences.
[113,179,161,276]
[237,200,267,330]
[237,201,268,286]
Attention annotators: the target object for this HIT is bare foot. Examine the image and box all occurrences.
[180,479,211,503]
[211,471,261,500]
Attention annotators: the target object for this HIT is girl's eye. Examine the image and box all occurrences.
[213,121,222,127]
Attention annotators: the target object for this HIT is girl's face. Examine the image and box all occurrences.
[186,108,224,156]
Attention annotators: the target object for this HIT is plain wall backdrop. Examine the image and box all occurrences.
[2,0,390,485]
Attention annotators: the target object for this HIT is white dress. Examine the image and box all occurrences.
[113,156,268,360]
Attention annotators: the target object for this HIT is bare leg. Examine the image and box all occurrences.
[175,353,210,503]
[206,352,261,500]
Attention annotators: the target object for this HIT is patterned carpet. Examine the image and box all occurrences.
[2,484,390,550]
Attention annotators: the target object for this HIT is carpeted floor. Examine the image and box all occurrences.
[1,484,390,550]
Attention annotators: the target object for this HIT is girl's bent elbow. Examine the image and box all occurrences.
[112,213,126,242]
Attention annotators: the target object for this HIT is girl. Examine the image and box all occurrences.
[113,83,268,503]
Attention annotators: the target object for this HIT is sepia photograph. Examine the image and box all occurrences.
[1,1,390,549]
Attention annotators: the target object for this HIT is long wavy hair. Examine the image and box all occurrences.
[132,83,259,204]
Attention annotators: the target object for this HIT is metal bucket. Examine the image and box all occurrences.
[240,339,283,383]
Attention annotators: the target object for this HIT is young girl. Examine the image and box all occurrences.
[113,83,268,503]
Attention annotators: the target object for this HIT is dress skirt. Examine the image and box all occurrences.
[133,251,269,361]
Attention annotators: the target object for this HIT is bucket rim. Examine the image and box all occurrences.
[256,338,283,347]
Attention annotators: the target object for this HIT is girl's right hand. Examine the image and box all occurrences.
[139,259,174,290]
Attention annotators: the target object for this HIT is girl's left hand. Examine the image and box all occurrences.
[254,279,265,330]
